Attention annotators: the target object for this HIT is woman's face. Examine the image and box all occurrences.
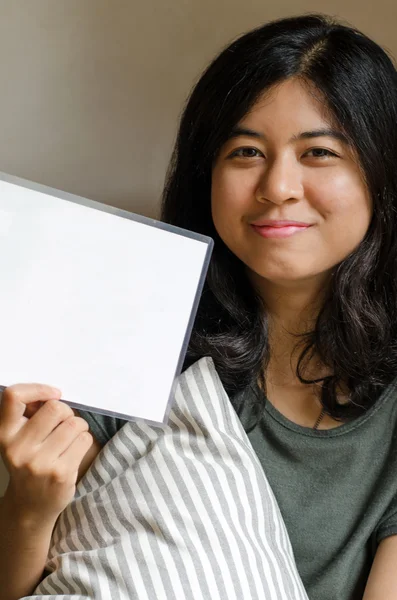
[211,78,372,288]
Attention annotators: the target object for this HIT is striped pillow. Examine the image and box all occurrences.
[25,357,308,600]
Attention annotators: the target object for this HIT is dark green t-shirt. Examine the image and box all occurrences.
[79,374,397,600]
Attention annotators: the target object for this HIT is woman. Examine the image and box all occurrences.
[1,13,397,600]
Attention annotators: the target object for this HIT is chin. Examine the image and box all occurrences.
[247,264,332,288]
[245,260,302,280]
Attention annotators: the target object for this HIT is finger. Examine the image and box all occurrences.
[24,401,45,419]
[24,399,77,420]
[55,430,94,480]
[0,384,62,435]
[17,399,74,447]
[39,416,89,460]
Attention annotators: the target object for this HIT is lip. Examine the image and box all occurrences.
[251,221,312,239]
[251,219,312,227]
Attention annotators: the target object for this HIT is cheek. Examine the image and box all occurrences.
[212,169,252,207]
[211,186,233,243]
[305,171,349,211]
[211,170,238,237]
[211,167,256,230]
[307,171,372,229]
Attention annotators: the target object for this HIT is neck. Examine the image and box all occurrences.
[248,271,348,428]
[249,271,331,385]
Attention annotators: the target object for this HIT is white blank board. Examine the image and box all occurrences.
[0,174,212,424]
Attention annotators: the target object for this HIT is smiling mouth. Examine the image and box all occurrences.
[250,224,312,239]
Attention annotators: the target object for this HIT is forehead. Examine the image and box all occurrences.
[240,78,335,131]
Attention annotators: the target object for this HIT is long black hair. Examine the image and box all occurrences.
[161,13,397,421]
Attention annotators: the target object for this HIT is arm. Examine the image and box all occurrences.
[0,435,101,600]
[0,493,58,600]
[0,386,101,600]
[363,535,397,599]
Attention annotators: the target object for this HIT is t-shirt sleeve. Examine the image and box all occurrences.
[375,496,397,545]
[77,409,127,447]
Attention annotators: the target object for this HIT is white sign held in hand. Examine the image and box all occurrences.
[0,172,213,424]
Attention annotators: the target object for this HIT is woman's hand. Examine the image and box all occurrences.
[0,383,93,526]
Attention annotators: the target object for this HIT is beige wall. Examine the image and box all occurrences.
[0,0,395,494]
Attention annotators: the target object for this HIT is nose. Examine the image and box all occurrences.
[256,156,303,205]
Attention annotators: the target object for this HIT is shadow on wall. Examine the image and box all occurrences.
[106,193,162,220]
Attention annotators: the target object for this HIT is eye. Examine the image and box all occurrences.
[229,147,264,159]
[304,147,339,159]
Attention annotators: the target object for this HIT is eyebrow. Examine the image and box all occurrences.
[227,126,349,145]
